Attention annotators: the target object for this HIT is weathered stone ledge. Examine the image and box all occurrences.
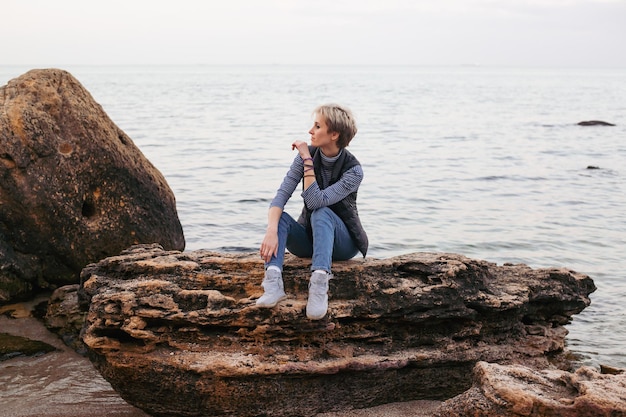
[76,244,595,417]
[435,362,626,416]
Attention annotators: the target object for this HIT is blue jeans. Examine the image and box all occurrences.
[266,207,359,273]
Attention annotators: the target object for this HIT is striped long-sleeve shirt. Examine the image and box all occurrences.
[270,150,363,211]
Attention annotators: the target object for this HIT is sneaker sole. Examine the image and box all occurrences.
[306,310,327,320]
[256,294,287,308]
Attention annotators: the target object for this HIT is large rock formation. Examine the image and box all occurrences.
[79,244,595,417]
[0,69,185,303]
[435,361,626,416]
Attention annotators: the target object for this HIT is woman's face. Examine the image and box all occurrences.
[309,113,338,149]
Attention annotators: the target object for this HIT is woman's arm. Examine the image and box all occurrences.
[301,165,363,210]
[269,155,305,209]
[261,150,307,262]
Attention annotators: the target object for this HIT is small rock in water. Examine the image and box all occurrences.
[600,364,625,375]
[0,332,57,361]
[577,120,615,126]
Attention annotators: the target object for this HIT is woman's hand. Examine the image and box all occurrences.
[261,206,282,263]
[291,140,311,159]
[260,230,279,263]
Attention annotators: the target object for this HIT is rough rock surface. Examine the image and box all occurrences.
[79,244,595,417]
[0,69,185,303]
[44,284,88,354]
[434,361,626,416]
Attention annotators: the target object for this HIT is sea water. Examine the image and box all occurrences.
[2,64,625,369]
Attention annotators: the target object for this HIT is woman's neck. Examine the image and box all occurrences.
[320,148,342,163]
[320,144,341,158]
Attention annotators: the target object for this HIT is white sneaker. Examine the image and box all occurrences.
[256,269,286,308]
[306,271,332,320]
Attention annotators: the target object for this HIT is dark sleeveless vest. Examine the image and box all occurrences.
[297,146,368,257]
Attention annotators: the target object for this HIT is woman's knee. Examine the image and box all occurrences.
[279,212,293,222]
[278,212,295,230]
[310,207,334,223]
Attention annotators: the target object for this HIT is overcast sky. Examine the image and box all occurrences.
[3,0,625,67]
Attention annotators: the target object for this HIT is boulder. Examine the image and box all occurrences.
[434,361,626,416]
[79,244,595,417]
[0,69,185,303]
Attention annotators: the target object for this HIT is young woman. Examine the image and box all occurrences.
[257,103,368,320]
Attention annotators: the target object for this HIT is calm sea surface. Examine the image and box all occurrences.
[2,65,626,369]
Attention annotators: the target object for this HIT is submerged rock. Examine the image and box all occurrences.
[577,120,615,126]
[0,332,57,361]
[435,361,626,416]
[0,69,185,303]
[79,244,595,417]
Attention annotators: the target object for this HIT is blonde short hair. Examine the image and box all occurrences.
[314,104,357,149]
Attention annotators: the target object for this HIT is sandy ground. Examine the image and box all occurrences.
[316,401,441,417]
[0,314,149,417]
[0,301,441,417]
